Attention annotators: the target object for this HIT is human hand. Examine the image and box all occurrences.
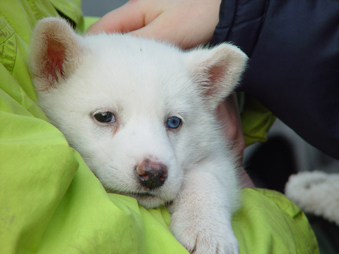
[216,94,255,188]
[87,0,221,49]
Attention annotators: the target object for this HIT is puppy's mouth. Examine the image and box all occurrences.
[125,192,156,199]
[133,192,155,198]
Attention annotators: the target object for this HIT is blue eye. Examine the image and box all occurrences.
[166,116,182,129]
[94,112,115,123]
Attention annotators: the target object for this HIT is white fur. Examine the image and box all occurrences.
[30,17,248,254]
[285,171,339,226]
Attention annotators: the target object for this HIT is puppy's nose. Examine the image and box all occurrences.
[135,159,168,189]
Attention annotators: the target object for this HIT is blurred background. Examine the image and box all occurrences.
[82,0,125,17]
[82,0,339,193]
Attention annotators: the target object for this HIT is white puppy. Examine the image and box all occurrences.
[30,18,247,254]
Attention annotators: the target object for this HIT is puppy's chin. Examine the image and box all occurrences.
[126,193,169,209]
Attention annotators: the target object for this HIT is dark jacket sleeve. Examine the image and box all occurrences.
[212,0,339,160]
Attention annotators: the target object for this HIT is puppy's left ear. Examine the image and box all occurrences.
[29,17,84,92]
[186,43,248,110]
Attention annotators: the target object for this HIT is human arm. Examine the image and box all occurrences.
[212,0,339,160]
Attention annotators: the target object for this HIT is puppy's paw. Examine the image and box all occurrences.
[171,211,239,254]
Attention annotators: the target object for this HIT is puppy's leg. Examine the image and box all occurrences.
[169,158,240,254]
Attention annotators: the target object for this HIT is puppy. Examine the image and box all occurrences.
[29,17,247,254]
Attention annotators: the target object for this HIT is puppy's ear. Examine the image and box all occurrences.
[186,44,248,110]
[29,17,84,91]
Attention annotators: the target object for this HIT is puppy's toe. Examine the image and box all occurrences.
[171,220,239,254]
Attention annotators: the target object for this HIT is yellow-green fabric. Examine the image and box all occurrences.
[84,16,100,31]
[240,94,277,147]
[0,1,318,253]
[234,189,319,254]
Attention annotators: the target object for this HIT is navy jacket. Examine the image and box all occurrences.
[212,0,339,160]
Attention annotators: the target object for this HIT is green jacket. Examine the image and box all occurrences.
[0,1,318,253]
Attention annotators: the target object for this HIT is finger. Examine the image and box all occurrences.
[129,13,180,44]
[129,8,217,49]
[129,12,196,49]
[239,167,255,188]
[215,95,245,166]
[86,2,145,34]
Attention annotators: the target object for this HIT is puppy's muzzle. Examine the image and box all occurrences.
[135,159,168,189]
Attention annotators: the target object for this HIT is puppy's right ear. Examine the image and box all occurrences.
[185,43,248,111]
[29,17,84,91]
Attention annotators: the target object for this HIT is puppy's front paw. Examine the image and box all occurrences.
[171,211,239,254]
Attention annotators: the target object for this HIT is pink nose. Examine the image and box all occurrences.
[135,159,168,189]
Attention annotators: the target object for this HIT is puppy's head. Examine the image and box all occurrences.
[30,18,247,208]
